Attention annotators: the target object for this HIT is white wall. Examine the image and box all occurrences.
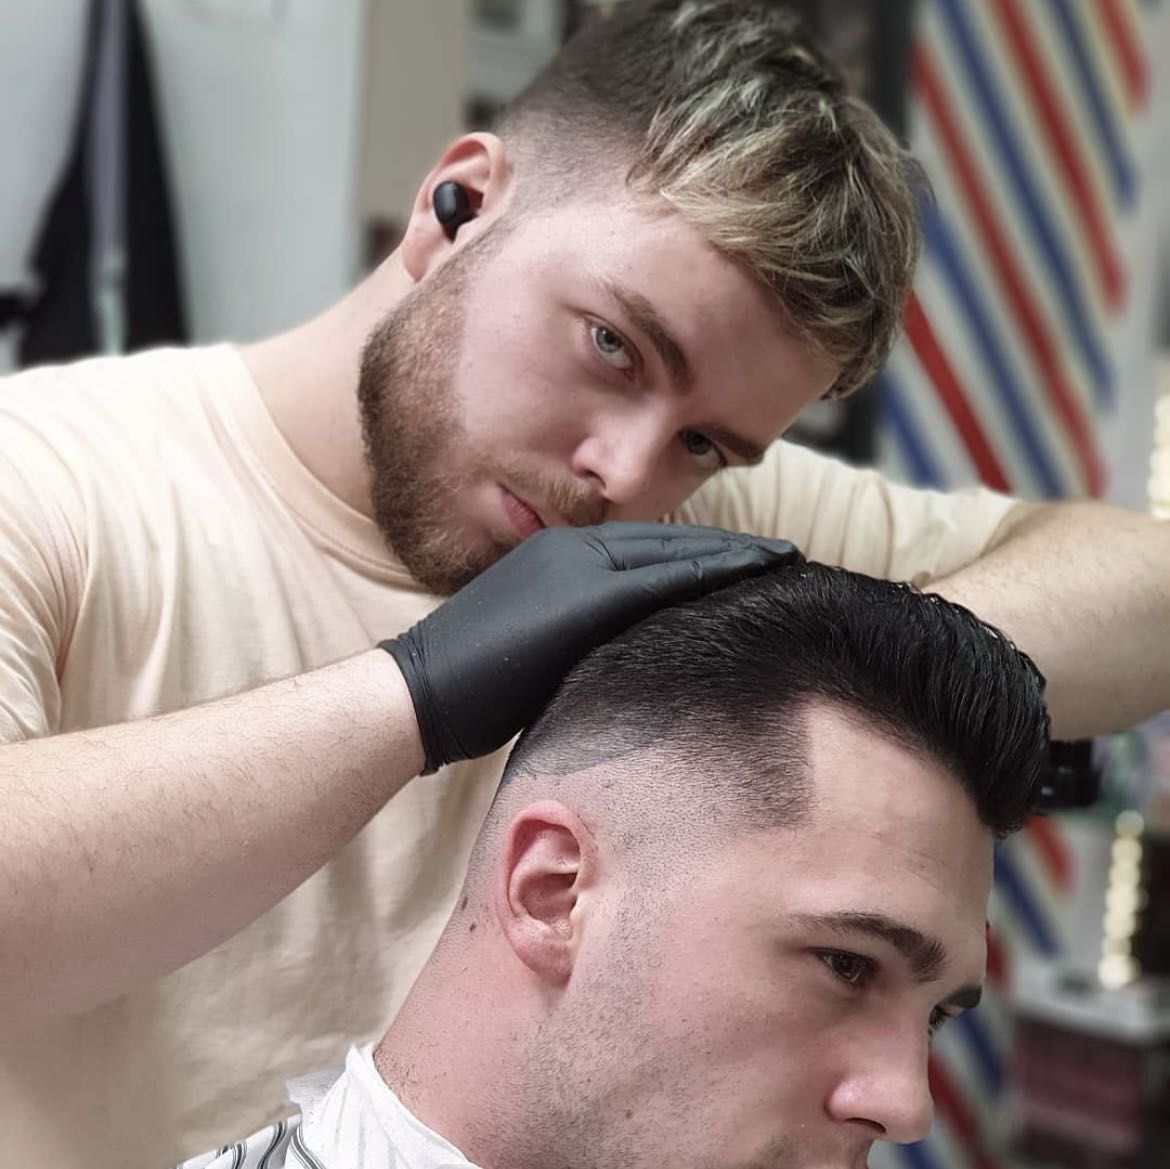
[0,0,370,354]
[0,0,88,371]
[139,0,366,344]
[360,0,472,223]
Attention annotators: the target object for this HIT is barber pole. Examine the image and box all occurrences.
[871,1,1158,1167]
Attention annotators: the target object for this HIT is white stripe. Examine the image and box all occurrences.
[1082,0,1143,138]
[926,1103,982,1169]
[880,340,981,488]
[919,2,1105,404]
[961,0,1109,332]
[913,247,1047,494]
[1023,0,1128,223]
[914,111,1086,494]
[934,1017,996,1117]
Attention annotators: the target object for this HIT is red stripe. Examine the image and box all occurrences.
[1097,0,1149,112]
[992,0,1123,312]
[930,1056,1003,1169]
[985,927,1009,991]
[1024,815,1073,892]
[912,44,1105,496]
[903,294,1011,492]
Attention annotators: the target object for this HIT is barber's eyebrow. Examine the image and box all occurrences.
[593,277,694,393]
[590,277,769,466]
[796,910,983,1009]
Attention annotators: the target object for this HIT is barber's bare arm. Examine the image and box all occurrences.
[928,500,1170,738]
[0,523,797,1027]
[682,440,1170,740]
[0,650,422,1027]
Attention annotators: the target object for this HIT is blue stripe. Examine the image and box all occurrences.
[935,0,1113,404]
[953,1008,1004,1097]
[895,1139,945,1169]
[1045,0,1137,211]
[994,845,1062,957]
[921,199,1065,497]
[876,373,945,487]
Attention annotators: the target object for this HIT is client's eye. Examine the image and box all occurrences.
[818,950,877,989]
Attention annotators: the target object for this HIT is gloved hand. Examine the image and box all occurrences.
[381,522,802,773]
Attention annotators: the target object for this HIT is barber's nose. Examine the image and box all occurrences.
[825,1030,934,1146]
[570,414,669,509]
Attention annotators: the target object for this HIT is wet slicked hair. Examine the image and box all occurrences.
[497,0,924,397]
[500,564,1050,844]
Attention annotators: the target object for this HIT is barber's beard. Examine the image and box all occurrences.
[357,233,604,596]
[358,276,486,595]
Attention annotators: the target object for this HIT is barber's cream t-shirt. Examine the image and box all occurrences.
[0,346,1015,1168]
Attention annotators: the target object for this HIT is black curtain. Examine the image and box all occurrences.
[16,0,187,367]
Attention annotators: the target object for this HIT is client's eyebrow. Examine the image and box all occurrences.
[796,909,980,1008]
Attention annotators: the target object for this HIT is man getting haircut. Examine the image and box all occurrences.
[183,563,1049,1169]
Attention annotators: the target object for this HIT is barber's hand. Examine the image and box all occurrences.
[381,522,802,773]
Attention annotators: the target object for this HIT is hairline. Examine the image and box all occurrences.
[501,693,974,830]
[493,140,835,380]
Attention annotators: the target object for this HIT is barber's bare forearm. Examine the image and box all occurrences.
[927,500,1170,738]
[0,650,423,1028]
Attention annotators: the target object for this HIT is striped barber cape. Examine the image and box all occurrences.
[175,1119,303,1169]
[171,1046,477,1169]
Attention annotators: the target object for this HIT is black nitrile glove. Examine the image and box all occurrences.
[380,522,802,773]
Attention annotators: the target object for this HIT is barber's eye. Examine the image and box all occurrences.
[682,429,725,471]
[819,950,876,988]
[589,322,634,371]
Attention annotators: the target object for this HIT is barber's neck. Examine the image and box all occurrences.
[239,252,414,518]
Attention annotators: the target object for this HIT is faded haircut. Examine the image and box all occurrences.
[497,564,1050,849]
[496,0,924,397]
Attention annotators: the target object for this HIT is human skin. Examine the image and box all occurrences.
[2,126,1166,1024]
[376,703,992,1169]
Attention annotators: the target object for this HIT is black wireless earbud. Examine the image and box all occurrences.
[432,181,476,240]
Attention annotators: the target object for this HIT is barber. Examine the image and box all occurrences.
[1,522,795,1022]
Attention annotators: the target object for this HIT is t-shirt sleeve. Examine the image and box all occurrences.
[0,412,84,743]
[672,438,1020,583]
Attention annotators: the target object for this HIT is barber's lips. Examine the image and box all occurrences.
[502,488,546,540]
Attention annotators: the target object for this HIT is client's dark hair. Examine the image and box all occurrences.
[504,563,1050,839]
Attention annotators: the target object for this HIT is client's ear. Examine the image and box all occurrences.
[496,801,596,986]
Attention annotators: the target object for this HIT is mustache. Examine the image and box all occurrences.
[503,464,608,528]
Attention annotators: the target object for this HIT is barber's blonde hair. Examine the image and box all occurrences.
[499,0,922,397]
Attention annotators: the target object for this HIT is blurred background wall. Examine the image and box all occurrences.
[138,0,367,344]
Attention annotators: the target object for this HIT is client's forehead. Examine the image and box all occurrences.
[750,702,992,929]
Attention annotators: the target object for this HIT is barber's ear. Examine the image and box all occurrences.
[496,801,596,987]
[400,132,511,282]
